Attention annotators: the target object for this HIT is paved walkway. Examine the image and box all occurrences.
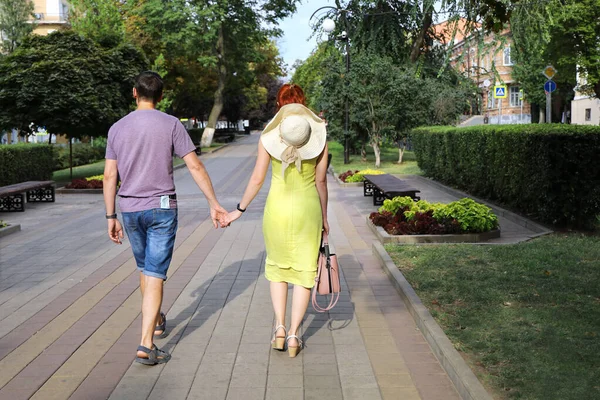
[0,133,461,400]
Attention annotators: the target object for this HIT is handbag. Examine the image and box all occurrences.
[311,231,341,312]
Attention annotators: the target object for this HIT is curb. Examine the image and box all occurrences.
[366,216,501,244]
[372,241,493,400]
[0,223,21,238]
[410,175,553,235]
[201,143,231,155]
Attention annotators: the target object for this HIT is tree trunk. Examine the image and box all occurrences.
[372,139,381,168]
[48,133,52,144]
[201,25,227,148]
[7,130,12,144]
[397,138,405,164]
[361,143,367,161]
[410,6,433,63]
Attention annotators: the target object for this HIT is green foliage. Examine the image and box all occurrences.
[511,0,600,106]
[54,144,106,169]
[68,0,125,45]
[0,31,148,139]
[433,198,498,232]
[292,43,342,111]
[411,124,600,228]
[0,144,55,186]
[344,168,385,182]
[379,196,417,215]
[0,0,34,54]
[0,220,7,228]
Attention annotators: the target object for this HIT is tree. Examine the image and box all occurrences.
[0,31,147,174]
[0,0,34,54]
[511,0,600,121]
[67,0,127,46]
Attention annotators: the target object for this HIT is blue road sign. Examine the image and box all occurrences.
[493,85,507,98]
[544,80,557,93]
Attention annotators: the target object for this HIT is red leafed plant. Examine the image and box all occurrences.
[66,179,103,189]
[370,209,462,235]
[338,170,360,182]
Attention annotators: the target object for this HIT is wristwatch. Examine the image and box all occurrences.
[105,214,118,219]
[237,203,246,213]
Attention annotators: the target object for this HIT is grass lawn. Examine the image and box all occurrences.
[200,142,227,153]
[385,234,600,400]
[328,141,422,176]
[52,157,188,185]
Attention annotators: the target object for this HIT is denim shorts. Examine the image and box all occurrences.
[121,208,178,280]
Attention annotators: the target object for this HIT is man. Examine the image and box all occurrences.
[103,71,226,365]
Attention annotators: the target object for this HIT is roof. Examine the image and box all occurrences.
[433,18,480,45]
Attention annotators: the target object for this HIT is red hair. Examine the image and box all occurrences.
[277,84,306,110]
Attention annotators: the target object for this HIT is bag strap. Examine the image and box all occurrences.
[311,265,340,313]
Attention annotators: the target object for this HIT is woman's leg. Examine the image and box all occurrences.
[270,281,288,338]
[287,284,311,346]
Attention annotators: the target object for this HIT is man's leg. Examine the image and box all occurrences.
[138,275,164,355]
[139,272,165,335]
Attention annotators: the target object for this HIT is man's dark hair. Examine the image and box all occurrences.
[135,71,163,104]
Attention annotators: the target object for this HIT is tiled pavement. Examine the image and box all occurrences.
[0,133,461,400]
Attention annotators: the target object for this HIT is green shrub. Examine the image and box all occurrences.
[0,220,7,228]
[379,196,497,232]
[54,143,105,169]
[0,144,55,186]
[433,198,499,232]
[411,124,600,229]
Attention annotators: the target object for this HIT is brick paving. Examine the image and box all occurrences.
[0,133,463,399]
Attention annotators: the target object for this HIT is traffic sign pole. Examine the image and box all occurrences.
[546,92,551,123]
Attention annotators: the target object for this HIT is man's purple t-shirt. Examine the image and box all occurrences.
[106,109,196,212]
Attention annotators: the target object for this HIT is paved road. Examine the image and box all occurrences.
[0,134,460,400]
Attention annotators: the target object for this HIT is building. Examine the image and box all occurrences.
[571,71,600,125]
[434,19,531,125]
[31,0,69,36]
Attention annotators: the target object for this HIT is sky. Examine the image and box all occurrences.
[277,0,333,79]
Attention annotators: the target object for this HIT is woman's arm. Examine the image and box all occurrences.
[315,143,329,234]
[225,140,271,224]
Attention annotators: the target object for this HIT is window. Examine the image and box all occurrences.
[585,108,592,121]
[510,86,522,107]
[503,45,513,66]
[487,92,496,109]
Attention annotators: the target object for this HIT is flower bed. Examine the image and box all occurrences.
[338,169,385,183]
[65,178,103,189]
[369,197,498,235]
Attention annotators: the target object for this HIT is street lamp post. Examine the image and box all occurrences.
[311,7,351,164]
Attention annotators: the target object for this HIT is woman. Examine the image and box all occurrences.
[224,84,329,357]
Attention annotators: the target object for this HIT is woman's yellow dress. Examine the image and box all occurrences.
[263,157,323,288]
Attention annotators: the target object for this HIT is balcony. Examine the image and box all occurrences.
[30,13,69,24]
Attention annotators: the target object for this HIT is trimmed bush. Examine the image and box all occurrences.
[54,143,105,169]
[345,169,385,182]
[0,144,55,186]
[410,124,600,228]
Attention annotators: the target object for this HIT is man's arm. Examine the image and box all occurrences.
[182,152,227,228]
[103,159,123,244]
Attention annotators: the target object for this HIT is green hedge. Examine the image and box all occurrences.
[54,143,105,169]
[0,144,55,186]
[410,124,600,228]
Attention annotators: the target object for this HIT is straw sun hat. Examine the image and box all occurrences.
[261,103,327,177]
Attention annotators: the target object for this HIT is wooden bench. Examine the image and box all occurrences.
[363,175,420,206]
[0,181,56,212]
[214,130,236,143]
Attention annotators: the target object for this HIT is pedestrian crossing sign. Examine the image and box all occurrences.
[493,85,508,99]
